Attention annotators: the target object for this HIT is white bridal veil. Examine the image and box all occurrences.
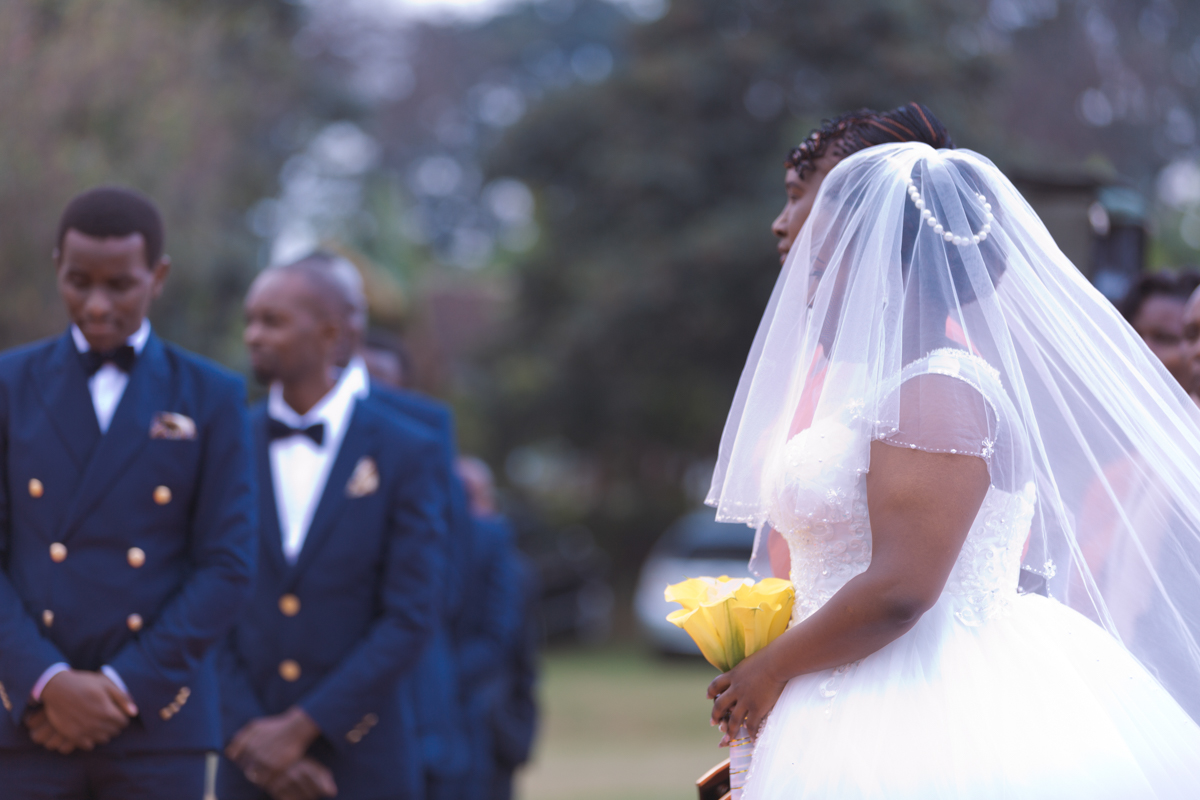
[707,142,1200,717]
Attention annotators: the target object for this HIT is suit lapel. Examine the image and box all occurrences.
[56,333,172,542]
[287,402,374,583]
[251,407,288,572]
[31,330,103,469]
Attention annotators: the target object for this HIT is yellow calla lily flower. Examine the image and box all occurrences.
[667,607,731,671]
[663,577,711,610]
[665,575,794,672]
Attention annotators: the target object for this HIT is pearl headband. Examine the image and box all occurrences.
[906,178,993,246]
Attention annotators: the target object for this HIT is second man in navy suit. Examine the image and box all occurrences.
[294,251,475,799]
[219,260,446,800]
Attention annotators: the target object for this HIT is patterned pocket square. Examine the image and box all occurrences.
[150,412,197,440]
[346,456,380,498]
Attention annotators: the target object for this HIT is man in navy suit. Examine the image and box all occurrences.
[300,252,475,799]
[0,187,258,797]
[454,457,537,800]
[218,261,445,800]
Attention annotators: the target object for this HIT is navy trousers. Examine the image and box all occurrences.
[0,750,208,800]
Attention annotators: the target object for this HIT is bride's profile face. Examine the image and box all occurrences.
[771,152,841,266]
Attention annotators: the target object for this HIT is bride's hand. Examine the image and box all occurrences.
[707,649,788,741]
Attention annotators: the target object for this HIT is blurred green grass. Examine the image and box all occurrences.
[516,645,723,800]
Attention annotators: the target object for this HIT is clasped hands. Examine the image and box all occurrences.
[226,706,338,800]
[25,669,138,753]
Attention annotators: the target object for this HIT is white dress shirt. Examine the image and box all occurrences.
[268,368,359,563]
[71,319,151,433]
[32,322,152,702]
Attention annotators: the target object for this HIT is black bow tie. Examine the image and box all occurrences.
[267,417,326,447]
[80,345,137,377]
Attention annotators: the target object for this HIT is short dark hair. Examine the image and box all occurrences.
[1117,270,1200,323]
[56,186,165,268]
[787,102,954,180]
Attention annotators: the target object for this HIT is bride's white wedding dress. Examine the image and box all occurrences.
[745,350,1200,799]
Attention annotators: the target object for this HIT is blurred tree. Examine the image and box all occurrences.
[480,0,1007,568]
[0,0,307,365]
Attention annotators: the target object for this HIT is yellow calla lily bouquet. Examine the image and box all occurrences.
[664,576,794,672]
[665,575,794,800]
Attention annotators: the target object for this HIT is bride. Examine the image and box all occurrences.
[705,104,1200,798]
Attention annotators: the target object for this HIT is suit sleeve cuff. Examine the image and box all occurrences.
[30,663,69,702]
[100,666,131,701]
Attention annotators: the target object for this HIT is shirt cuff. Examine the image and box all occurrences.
[30,663,69,702]
[101,665,131,700]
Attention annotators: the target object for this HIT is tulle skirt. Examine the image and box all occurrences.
[744,593,1200,799]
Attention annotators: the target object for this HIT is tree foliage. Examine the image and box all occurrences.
[480,0,1012,563]
[0,0,305,364]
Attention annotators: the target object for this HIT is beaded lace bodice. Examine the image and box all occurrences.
[766,350,1036,627]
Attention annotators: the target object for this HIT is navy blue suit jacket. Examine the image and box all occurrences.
[219,396,444,799]
[456,516,522,698]
[0,329,257,752]
[491,549,539,771]
[457,515,526,782]
[368,383,473,778]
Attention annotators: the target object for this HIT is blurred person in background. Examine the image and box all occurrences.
[305,251,477,799]
[1117,270,1200,389]
[455,456,539,800]
[1184,286,1200,407]
[0,187,257,798]
[220,260,445,800]
[362,328,413,391]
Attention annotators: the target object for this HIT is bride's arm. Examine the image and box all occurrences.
[709,440,990,737]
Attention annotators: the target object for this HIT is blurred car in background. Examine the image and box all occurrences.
[635,507,756,655]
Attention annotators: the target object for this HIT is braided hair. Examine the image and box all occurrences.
[787,102,954,180]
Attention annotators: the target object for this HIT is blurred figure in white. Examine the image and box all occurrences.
[705,104,1200,798]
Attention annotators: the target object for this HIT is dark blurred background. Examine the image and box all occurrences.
[7,1,1200,796]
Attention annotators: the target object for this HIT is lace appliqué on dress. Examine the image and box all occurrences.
[817,659,863,716]
[766,414,873,627]
[944,482,1037,625]
[787,494,871,625]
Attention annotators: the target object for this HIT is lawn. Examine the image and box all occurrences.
[516,645,725,800]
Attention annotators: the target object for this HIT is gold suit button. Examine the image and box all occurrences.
[42,609,54,627]
[49,543,67,563]
[127,547,146,568]
[127,613,143,632]
[346,729,363,744]
[28,479,43,498]
[279,659,301,682]
[278,594,301,617]
[153,486,172,505]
